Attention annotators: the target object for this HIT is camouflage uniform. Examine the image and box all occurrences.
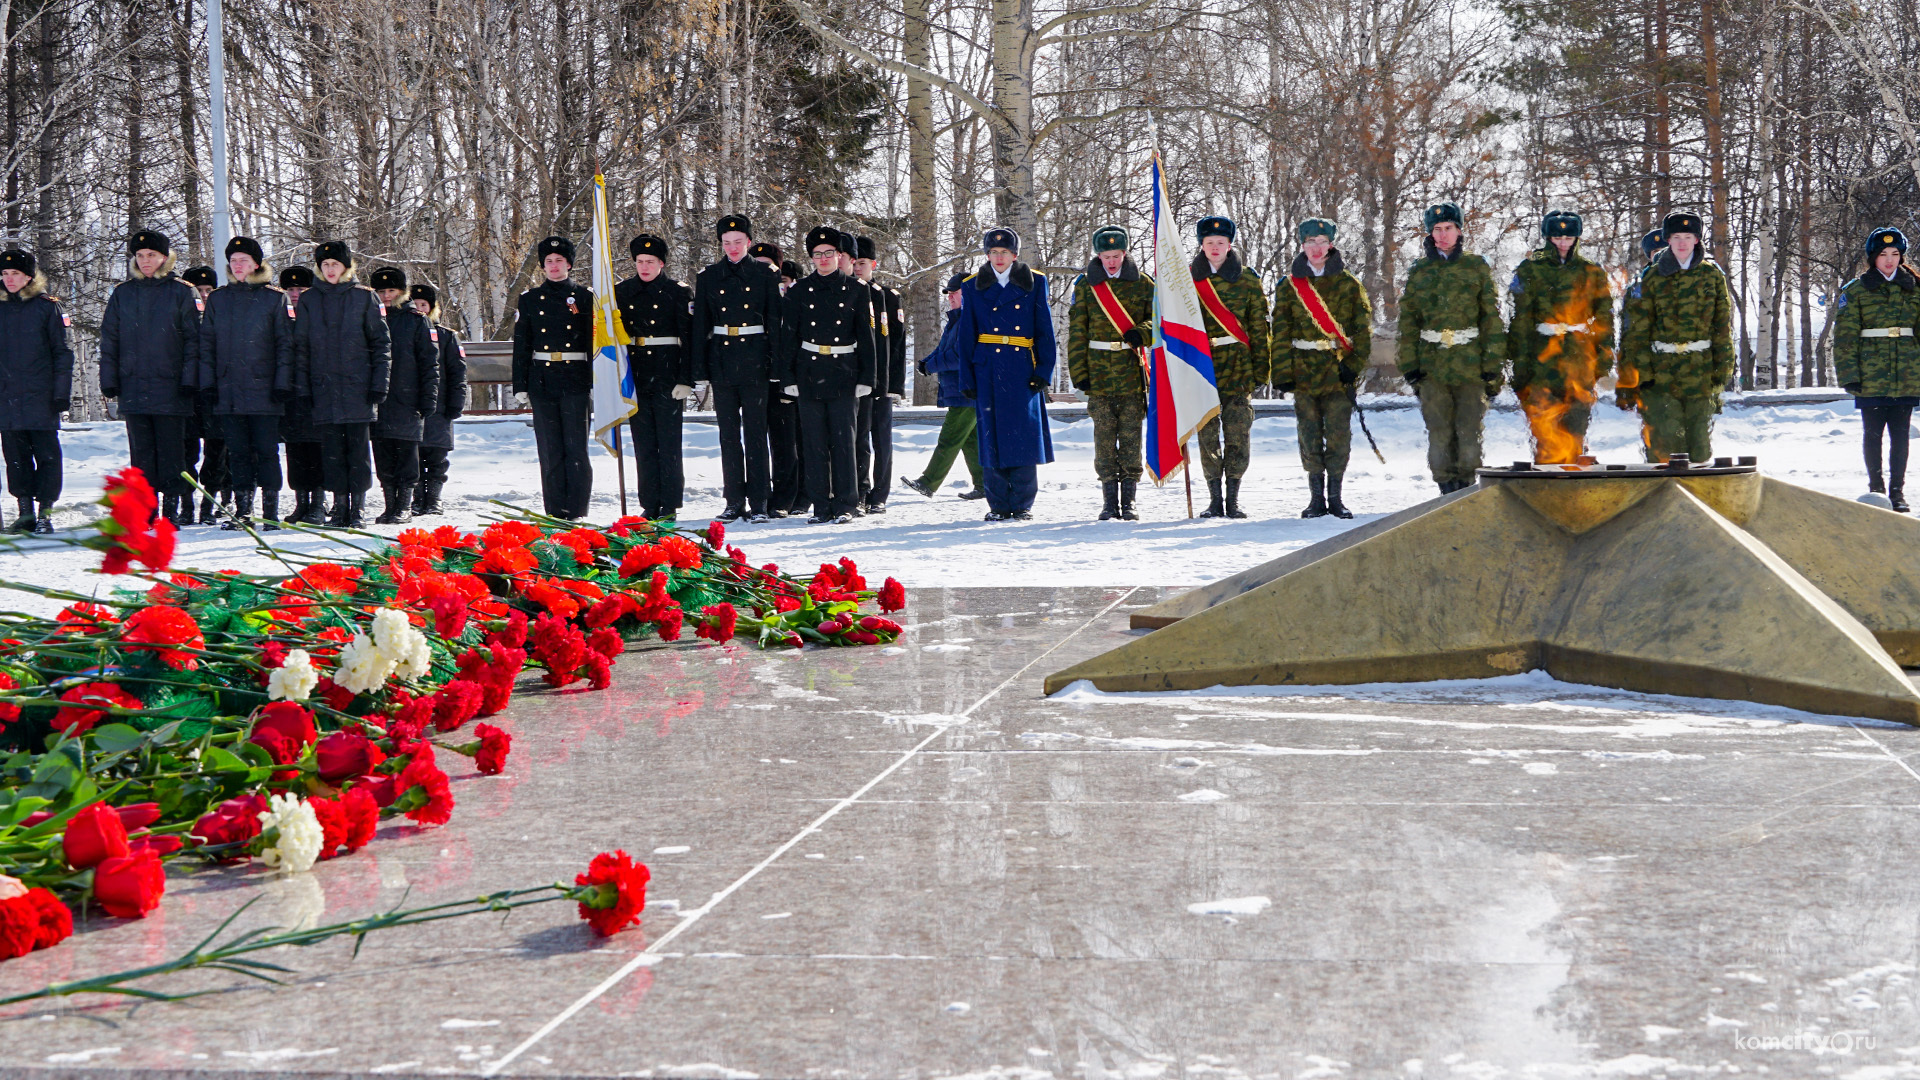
[1834,240,1920,503]
[1398,236,1506,488]
[1272,250,1371,477]
[1508,243,1614,454]
[1067,256,1152,482]
[1192,250,1271,482]
[1618,248,1733,462]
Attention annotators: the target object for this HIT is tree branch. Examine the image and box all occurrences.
[785,0,1015,143]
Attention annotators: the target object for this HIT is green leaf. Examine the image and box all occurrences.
[89,723,145,755]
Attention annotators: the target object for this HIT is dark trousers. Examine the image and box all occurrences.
[372,437,421,488]
[531,391,592,518]
[1863,403,1915,490]
[421,445,451,488]
[185,411,229,495]
[222,414,283,491]
[855,394,894,507]
[285,441,323,490]
[713,380,770,512]
[983,464,1038,515]
[319,423,372,494]
[2,430,60,506]
[798,394,858,518]
[768,393,804,512]
[629,391,684,517]
[125,414,191,495]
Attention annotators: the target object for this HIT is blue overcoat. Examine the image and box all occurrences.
[921,308,970,408]
[956,262,1056,469]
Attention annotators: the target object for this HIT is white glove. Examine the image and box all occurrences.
[856,384,872,398]
[784,385,800,397]
[887,393,904,404]
[671,384,693,400]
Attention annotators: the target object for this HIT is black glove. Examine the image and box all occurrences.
[1614,386,1641,411]
[1403,369,1425,386]
[1272,379,1295,395]
[1122,327,1146,348]
[963,388,977,400]
[271,387,294,404]
[100,384,118,399]
[1845,382,1864,395]
[368,391,388,406]
[51,398,69,414]
[916,360,929,377]
[1028,377,1046,393]
[1483,375,1503,398]
[1338,364,1357,387]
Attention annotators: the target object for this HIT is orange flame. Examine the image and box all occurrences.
[1520,278,1608,465]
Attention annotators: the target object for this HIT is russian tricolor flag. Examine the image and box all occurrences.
[1144,152,1220,483]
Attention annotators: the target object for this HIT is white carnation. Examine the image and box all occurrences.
[266,648,318,702]
[333,632,395,695]
[256,793,323,873]
[371,608,433,681]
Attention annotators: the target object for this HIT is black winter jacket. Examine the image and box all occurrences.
[196,271,294,415]
[293,277,390,426]
[422,322,469,450]
[0,274,74,431]
[615,273,695,396]
[373,304,439,441]
[100,273,201,416]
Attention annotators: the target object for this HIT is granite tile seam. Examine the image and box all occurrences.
[478,587,1142,1077]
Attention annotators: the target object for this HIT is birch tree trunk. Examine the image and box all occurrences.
[903,0,939,404]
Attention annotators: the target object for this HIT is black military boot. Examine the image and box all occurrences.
[1098,481,1119,521]
[1869,471,1887,495]
[167,492,194,529]
[1302,473,1328,518]
[415,481,444,517]
[259,490,281,531]
[221,489,255,531]
[7,498,33,533]
[301,491,327,526]
[346,490,367,527]
[287,489,312,525]
[1893,486,1911,513]
[1119,481,1139,521]
[375,486,406,525]
[32,512,52,534]
[717,504,746,523]
[198,494,218,526]
[324,491,350,528]
[1225,478,1248,519]
[1326,475,1354,520]
[1199,476,1225,518]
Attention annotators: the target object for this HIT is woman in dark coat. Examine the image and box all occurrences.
[0,249,73,533]
[276,266,324,524]
[196,236,294,529]
[409,282,468,517]
[99,229,201,527]
[367,266,438,524]
[291,241,390,527]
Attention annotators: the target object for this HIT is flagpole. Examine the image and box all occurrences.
[1183,442,1193,518]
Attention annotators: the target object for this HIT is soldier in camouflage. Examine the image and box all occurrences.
[1067,226,1153,521]
[1270,217,1370,519]
[1618,211,1733,464]
[1397,202,1506,494]
[1611,227,1666,426]
[1508,210,1614,460]
[1835,226,1920,512]
[1191,215,1271,518]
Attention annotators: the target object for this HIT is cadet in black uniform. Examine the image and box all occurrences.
[512,235,596,520]
[180,264,231,523]
[101,230,201,528]
[292,241,389,528]
[277,266,325,524]
[409,283,467,517]
[853,235,906,513]
[778,227,877,524]
[368,267,439,524]
[753,240,802,518]
[690,214,782,523]
[615,233,694,521]
[0,248,72,534]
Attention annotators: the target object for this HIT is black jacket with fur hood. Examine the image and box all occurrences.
[196,266,294,416]
[292,272,391,427]
[0,272,75,431]
[100,257,202,416]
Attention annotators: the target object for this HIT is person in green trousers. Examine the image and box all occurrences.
[900,273,986,501]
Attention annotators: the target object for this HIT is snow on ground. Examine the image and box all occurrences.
[0,393,1894,613]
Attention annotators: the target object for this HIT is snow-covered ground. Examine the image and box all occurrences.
[0,393,1894,611]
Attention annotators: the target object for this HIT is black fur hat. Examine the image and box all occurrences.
[804,226,842,257]
[630,234,669,261]
[1661,212,1703,239]
[130,229,171,257]
[715,214,752,239]
[748,241,780,262]
[409,282,438,307]
[279,265,314,289]
[182,266,218,289]
[314,240,352,268]
[1867,227,1909,258]
[0,249,34,277]
[855,235,877,261]
[982,227,1019,255]
[225,235,265,264]
[537,236,575,267]
[1196,216,1236,242]
[369,266,408,292]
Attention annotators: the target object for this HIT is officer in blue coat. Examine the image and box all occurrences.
[956,227,1055,521]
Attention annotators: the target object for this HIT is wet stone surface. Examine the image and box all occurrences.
[3,585,1919,1079]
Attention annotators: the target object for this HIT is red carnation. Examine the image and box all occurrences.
[393,755,454,825]
[311,787,379,858]
[571,850,650,936]
[63,802,131,869]
[475,545,538,576]
[879,577,906,612]
[480,521,543,549]
[53,681,141,736]
[0,882,72,959]
[587,627,623,660]
[0,671,22,725]
[96,468,176,575]
[102,466,158,531]
[837,557,867,590]
[489,610,529,649]
[121,605,205,671]
[696,603,738,643]
[432,680,485,732]
[190,793,269,857]
[705,520,725,549]
[583,651,612,690]
[428,593,468,639]
[473,723,511,775]
[93,849,166,918]
[289,562,363,597]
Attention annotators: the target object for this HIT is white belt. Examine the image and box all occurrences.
[1211,335,1242,348]
[1088,340,1134,351]
[712,324,765,337]
[1291,339,1336,351]
[1862,327,1916,339]
[1652,339,1712,354]
[802,341,857,356]
[1537,322,1591,336]
[635,336,681,347]
[1419,328,1479,347]
[542,351,588,363]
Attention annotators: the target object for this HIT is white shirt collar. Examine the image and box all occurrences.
[1675,250,1697,270]
[994,265,1012,287]
[1308,260,1328,277]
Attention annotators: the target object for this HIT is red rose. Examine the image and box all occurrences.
[473,723,511,775]
[0,885,72,959]
[879,577,906,612]
[571,850,650,937]
[392,755,454,825]
[313,676,357,712]
[250,702,318,765]
[115,802,162,831]
[131,835,184,857]
[63,802,131,869]
[190,793,269,856]
[314,731,384,784]
[92,849,166,918]
[54,681,141,736]
[858,616,902,635]
[844,630,881,646]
